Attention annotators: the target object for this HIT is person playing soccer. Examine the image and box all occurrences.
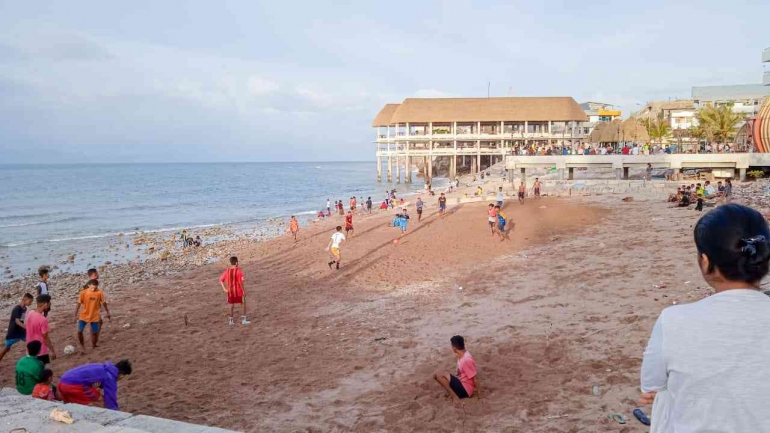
[432,335,477,405]
[518,182,526,204]
[366,197,373,213]
[416,197,424,222]
[345,211,355,237]
[438,193,447,218]
[487,203,498,236]
[290,216,299,242]
[495,205,511,241]
[533,178,542,198]
[327,226,346,270]
[74,279,111,354]
[219,257,250,326]
[58,359,132,410]
[25,295,55,365]
[0,293,33,362]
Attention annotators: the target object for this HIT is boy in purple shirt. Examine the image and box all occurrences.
[57,360,132,410]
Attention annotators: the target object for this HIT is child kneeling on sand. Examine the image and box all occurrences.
[432,335,477,405]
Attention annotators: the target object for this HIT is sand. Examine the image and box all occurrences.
[0,186,711,432]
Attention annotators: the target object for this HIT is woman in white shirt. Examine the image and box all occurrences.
[640,204,770,432]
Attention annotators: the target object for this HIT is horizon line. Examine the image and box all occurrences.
[0,160,375,166]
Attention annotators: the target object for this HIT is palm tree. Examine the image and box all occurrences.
[696,103,743,144]
[642,115,671,147]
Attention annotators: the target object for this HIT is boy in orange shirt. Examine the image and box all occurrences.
[289,216,299,242]
[74,279,111,354]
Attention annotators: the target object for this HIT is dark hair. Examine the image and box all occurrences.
[38,268,49,278]
[336,226,342,231]
[116,359,133,375]
[450,335,465,350]
[27,340,42,357]
[87,279,99,287]
[36,294,51,305]
[694,204,770,283]
[87,268,98,277]
[23,293,34,300]
[39,368,53,383]
[229,256,238,266]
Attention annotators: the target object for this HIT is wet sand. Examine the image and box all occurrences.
[0,191,710,432]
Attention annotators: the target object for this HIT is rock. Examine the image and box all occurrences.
[67,254,75,262]
[104,261,112,265]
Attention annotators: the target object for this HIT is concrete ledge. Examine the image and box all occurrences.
[0,388,238,433]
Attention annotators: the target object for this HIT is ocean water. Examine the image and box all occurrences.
[0,162,439,280]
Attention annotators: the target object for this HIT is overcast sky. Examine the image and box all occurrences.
[1,1,768,163]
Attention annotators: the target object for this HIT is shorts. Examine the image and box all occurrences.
[37,354,51,365]
[345,226,353,232]
[534,188,540,195]
[439,205,446,211]
[496,201,503,207]
[498,221,506,231]
[331,247,340,257]
[5,337,25,349]
[58,382,102,406]
[518,192,525,199]
[351,206,356,210]
[449,375,469,399]
[417,209,423,214]
[77,320,101,334]
[488,217,496,227]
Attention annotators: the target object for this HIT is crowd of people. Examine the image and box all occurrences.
[510,142,744,156]
[2,267,133,410]
[671,179,733,211]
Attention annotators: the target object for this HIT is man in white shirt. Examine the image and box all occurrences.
[704,181,717,197]
[632,145,639,155]
[326,199,331,217]
[326,226,346,270]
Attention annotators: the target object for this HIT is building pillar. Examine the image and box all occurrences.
[405,155,411,183]
[377,156,382,182]
[740,168,747,181]
[471,157,476,175]
[476,141,481,175]
[615,168,622,179]
[395,155,401,184]
[405,122,410,138]
[548,121,552,135]
[387,156,392,182]
[558,168,565,180]
[623,167,629,180]
[520,167,527,190]
[477,121,481,135]
[568,167,574,180]
[427,154,433,180]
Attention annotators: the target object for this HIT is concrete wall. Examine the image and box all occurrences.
[505,154,770,171]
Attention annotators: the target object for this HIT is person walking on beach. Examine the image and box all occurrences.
[338,199,344,216]
[416,197,424,222]
[495,205,510,241]
[36,268,51,317]
[394,208,410,236]
[74,279,111,354]
[25,295,55,365]
[326,199,331,217]
[366,197,373,213]
[496,187,504,207]
[533,178,541,198]
[487,203,498,236]
[639,204,770,432]
[350,196,357,212]
[518,182,526,204]
[438,193,447,218]
[219,257,250,326]
[290,216,299,242]
[327,226,346,270]
[345,211,354,237]
[58,360,132,410]
[432,335,477,405]
[0,293,34,362]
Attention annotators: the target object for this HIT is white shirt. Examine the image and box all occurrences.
[330,232,345,248]
[37,282,49,296]
[496,191,504,201]
[326,200,330,209]
[641,289,770,432]
[705,185,716,196]
[632,146,639,155]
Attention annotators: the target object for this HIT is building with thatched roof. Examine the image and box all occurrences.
[587,118,649,145]
[372,97,589,182]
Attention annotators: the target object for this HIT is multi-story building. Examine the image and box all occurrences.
[580,101,621,124]
[372,97,588,182]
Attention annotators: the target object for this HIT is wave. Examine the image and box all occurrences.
[0,212,63,221]
[0,217,80,229]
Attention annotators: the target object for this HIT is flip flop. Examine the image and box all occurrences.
[608,413,627,424]
[633,408,651,426]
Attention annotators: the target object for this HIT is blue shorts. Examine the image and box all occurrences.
[77,321,100,333]
[439,205,446,211]
[496,201,503,207]
[5,337,25,349]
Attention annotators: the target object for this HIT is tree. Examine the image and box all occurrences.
[696,103,743,144]
[642,115,671,147]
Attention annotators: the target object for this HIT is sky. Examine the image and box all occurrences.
[0,1,768,163]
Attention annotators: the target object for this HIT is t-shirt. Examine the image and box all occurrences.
[36,282,49,296]
[345,214,353,228]
[456,351,477,396]
[496,192,504,202]
[331,232,346,248]
[219,267,245,298]
[366,199,372,208]
[641,289,770,432]
[25,310,49,356]
[487,208,497,220]
[6,305,27,340]
[290,219,299,232]
[326,200,330,209]
[15,355,43,395]
[78,289,106,323]
[416,200,423,211]
[705,185,716,196]
[32,383,55,401]
[439,197,446,206]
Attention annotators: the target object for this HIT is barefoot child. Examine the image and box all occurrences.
[0,293,33,362]
[438,193,447,218]
[518,182,526,204]
[219,257,250,326]
[495,205,510,241]
[36,268,51,317]
[432,335,477,405]
[327,226,346,270]
[345,211,355,237]
[75,279,111,354]
[415,197,423,222]
[290,216,299,242]
[487,203,497,236]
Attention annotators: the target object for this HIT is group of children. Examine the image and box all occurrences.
[486,203,511,241]
[673,179,733,211]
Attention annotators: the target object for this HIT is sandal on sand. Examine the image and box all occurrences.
[608,413,627,424]
[633,408,650,426]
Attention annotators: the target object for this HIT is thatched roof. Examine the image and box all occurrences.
[372,97,588,125]
[635,100,694,120]
[371,104,401,127]
[588,118,649,143]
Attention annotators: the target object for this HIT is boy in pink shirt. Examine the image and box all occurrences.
[432,335,477,404]
[25,295,56,365]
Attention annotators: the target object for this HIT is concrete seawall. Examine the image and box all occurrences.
[0,388,237,432]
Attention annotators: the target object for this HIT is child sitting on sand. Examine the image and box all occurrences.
[432,335,477,405]
[32,368,59,401]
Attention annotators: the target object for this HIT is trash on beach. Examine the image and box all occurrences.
[621,197,634,202]
[633,408,651,426]
[591,385,601,396]
[598,242,605,248]
[608,413,626,424]
[50,408,74,424]
[458,286,463,291]
[684,281,692,284]
[539,205,547,209]
[123,323,131,328]
[374,337,387,342]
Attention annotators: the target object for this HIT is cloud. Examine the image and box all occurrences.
[247,76,280,95]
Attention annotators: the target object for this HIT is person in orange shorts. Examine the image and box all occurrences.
[289,216,299,242]
[219,256,250,326]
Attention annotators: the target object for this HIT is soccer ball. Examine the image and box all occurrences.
[393,239,399,245]
[63,345,76,355]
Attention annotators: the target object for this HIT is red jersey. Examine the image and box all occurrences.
[219,266,244,298]
[345,214,353,228]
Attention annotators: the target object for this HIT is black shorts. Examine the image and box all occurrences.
[417,209,423,214]
[518,192,525,199]
[345,226,353,232]
[449,375,469,399]
[38,354,51,365]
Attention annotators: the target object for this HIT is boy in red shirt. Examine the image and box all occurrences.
[432,335,477,405]
[219,257,250,326]
[345,211,354,237]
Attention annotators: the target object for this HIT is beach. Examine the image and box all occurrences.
[0,167,717,431]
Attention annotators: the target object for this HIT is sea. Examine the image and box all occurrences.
[0,162,442,280]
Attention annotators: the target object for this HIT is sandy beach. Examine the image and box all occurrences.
[0,172,718,432]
